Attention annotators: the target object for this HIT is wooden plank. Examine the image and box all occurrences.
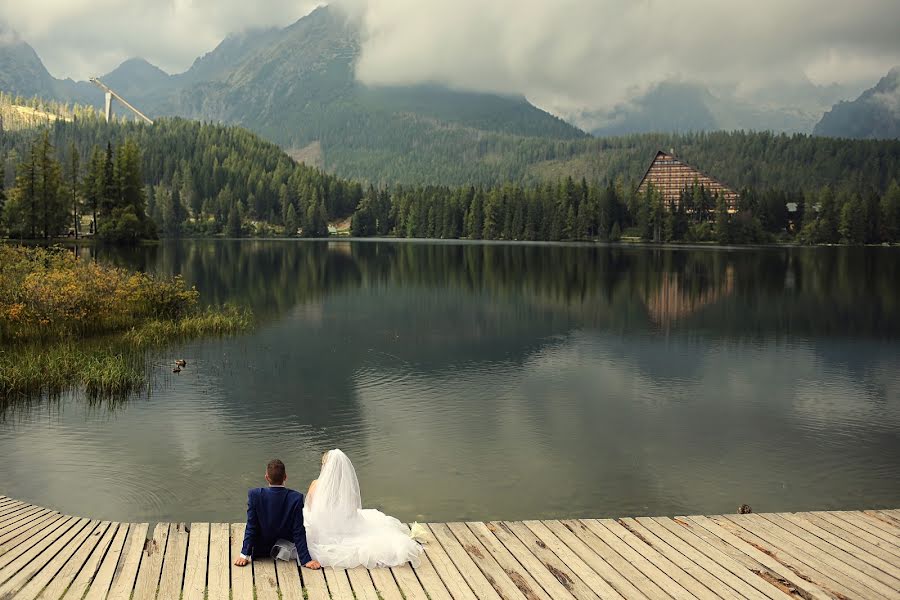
[473,522,575,600]
[464,522,574,600]
[543,520,649,600]
[323,567,355,599]
[0,502,35,524]
[419,527,478,600]
[253,558,280,600]
[598,519,720,600]
[157,522,189,600]
[0,518,95,598]
[230,523,254,600]
[0,514,74,570]
[799,511,900,564]
[828,511,900,546]
[0,506,49,537]
[625,517,765,600]
[649,517,786,600]
[182,522,210,600]
[392,562,430,600]
[523,521,626,600]
[0,515,81,582]
[868,510,900,529]
[207,523,230,600]
[499,521,600,600]
[581,519,693,600]
[768,513,900,585]
[429,523,503,600]
[812,511,900,560]
[275,559,305,600]
[131,522,170,600]
[17,521,105,600]
[722,514,898,598]
[410,544,454,600]
[301,566,331,600]
[370,568,405,600]
[860,510,900,534]
[557,520,667,600]
[78,522,129,600]
[445,522,529,600]
[347,566,380,600]
[684,515,835,600]
[0,509,59,544]
[38,521,115,600]
[105,522,149,600]
[709,515,869,600]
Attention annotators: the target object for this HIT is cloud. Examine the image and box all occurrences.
[339,0,900,116]
[0,0,321,79]
[2,0,899,119]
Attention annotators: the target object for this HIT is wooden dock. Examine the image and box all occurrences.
[0,496,898,599]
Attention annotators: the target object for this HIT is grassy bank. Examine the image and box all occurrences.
[0,245,252,400]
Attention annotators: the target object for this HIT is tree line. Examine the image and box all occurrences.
[351,177,900,245]
[1,92,898,245]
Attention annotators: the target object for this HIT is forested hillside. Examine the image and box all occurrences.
[0,95,360,238]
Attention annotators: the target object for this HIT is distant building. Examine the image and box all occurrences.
[637,150,739,211]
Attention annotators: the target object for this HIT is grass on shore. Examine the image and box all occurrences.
[0,245,253,402]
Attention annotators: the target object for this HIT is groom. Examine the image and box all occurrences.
[234,458,321,569]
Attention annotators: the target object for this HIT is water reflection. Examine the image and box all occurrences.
[1,240,898,523]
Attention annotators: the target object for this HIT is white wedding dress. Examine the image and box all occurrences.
[297,449,422,569]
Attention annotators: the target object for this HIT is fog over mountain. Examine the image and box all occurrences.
[2,0,899,131]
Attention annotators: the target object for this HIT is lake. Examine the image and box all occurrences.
[1,240,898,524]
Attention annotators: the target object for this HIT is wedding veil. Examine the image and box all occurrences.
[308,449,362,526]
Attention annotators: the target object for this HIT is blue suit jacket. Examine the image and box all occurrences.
[241,486,312,564]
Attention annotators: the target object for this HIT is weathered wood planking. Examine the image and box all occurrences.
[0,494,897,599]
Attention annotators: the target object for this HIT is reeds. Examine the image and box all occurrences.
[0,245,253,401]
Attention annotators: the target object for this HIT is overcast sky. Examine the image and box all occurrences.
[2,0,899,116]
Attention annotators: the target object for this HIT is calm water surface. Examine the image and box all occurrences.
[1,240,898,523]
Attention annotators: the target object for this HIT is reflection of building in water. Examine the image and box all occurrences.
[645,265,735,327]
[638,150,739,211]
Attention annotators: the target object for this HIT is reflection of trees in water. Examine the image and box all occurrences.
[74,240,900,337]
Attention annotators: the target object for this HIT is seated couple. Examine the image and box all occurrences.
[234,450,422,570]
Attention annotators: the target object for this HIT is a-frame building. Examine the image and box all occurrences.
[637,151,739,211]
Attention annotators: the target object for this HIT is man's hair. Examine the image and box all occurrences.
[267,459,286,485]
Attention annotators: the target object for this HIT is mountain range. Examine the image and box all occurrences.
[814,68,900,139]
[1,6,899,186]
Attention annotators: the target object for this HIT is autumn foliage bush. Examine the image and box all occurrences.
[0,245,199,342]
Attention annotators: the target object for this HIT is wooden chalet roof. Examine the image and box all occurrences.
[637,151,739,207]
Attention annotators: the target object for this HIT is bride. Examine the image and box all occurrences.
[295,449,422,569]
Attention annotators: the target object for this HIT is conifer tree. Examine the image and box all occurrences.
[66,142,80,238]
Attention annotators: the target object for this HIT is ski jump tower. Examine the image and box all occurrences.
[89,78,154,125]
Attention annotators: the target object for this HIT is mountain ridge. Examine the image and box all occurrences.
[814,67,900,139]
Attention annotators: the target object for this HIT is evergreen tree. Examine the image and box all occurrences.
[838,191,865,245]
[83,146,104,234]
[714,194,731,244]
[65,142,80,238]
[284,203,299,237]
[226,204,242,237]
[881,180,900,243]
[34,132,65,239]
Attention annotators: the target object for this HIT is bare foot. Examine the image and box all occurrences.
[234,556,250,567]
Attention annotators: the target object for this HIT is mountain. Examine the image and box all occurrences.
[584,80,843,137]
[814,68,900,139]
[0,7,585,185]
[0,30,59,100]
